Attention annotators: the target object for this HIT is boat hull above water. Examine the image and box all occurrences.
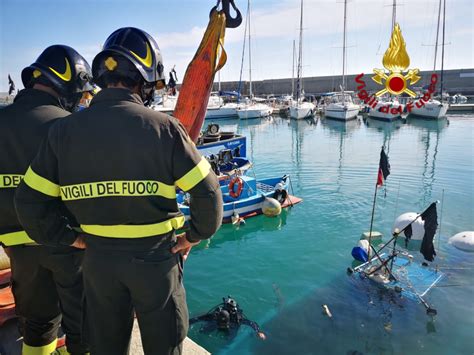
[237,103,272,119]
[178,176,301,223]
[324,105,359,121]
[409,100,449,119]
[289,102,316,119]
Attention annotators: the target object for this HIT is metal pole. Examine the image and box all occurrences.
[342,0,347,94]
[292,39,295,98]
[367,182,379,258]
[433,0,442,72]
[440,0,446,101]
[248,0,253,99]
[297,0,304,107]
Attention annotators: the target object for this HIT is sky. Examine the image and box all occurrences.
[0,0,473,92]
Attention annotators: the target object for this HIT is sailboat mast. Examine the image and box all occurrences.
[237,3,249,103]
[391,0,397,30]
[440,0,446,101]
[433,0,442,72]
[292,40,295,98]
[248,0,253,99]
[296,0,304,105]
[342,0,347,95]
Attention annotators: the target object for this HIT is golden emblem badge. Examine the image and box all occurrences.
[372,23,421,97]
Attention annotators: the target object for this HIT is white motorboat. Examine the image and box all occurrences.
[206,102,239,119]
[237,103,272,119]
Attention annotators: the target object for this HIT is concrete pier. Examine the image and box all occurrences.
[0,319,210,355]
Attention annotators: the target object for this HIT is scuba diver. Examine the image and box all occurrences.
[190,297,266,340]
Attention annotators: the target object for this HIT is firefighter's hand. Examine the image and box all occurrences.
[257,331,266,340]
[71,234,86,249]
[171,233,199,261]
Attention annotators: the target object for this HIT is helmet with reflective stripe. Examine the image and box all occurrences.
[92,27,165,87]
[21,45,93,95]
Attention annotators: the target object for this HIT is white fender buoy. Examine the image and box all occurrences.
[449,231,474,252]
[392,212,425,240]
[358,239,369,254]
[0,247,10,270]
[262,197,282,217]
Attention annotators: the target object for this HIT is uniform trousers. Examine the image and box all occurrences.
[83,235,188,355]
[9,245,88,354]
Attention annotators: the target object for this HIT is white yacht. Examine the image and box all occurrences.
[237,102,272,119]
[368,98,404,121]
[324,92,359,121]
[410,99,448,119]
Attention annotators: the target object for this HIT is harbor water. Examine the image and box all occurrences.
[185,113,474,355]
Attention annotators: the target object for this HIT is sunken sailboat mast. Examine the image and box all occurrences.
[367,147,391,251]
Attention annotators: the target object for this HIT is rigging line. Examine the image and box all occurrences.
[237,1,249,102]
[393,180,401,222]
[437,189,444,253]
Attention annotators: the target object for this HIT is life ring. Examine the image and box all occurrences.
[229,177,243,198]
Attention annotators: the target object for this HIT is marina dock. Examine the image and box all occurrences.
[0,320,210,354]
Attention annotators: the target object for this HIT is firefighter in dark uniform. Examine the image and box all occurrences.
[15,27,223,355]
[0,45,93,354]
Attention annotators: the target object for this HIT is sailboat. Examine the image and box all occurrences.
[237,0,272,119]
[289,0,315,120]
[410,0,449,119]
[368,0,404,121]
[324,0,359,121]
[349,147,444,315]
[205,71,240,119]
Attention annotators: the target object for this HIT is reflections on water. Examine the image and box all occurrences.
[187,113,473,355]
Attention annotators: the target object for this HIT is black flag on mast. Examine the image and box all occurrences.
[420,202,438,262]
[8,74,15,95]
[377,147,390,186]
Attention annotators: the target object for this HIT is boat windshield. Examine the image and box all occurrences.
[331,93,354,104]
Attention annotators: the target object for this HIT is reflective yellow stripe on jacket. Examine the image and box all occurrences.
[81,216,185,238]
[0,231,35,246]
[175,157,211,191]
[60,180,176,201]
[23,167,60,197]
[0,174,24,188]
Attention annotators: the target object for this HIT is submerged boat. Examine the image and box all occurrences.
[349,147,443,315]
[178,174,301,223]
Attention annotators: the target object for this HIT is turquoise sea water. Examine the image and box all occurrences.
[185,113,474,355]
